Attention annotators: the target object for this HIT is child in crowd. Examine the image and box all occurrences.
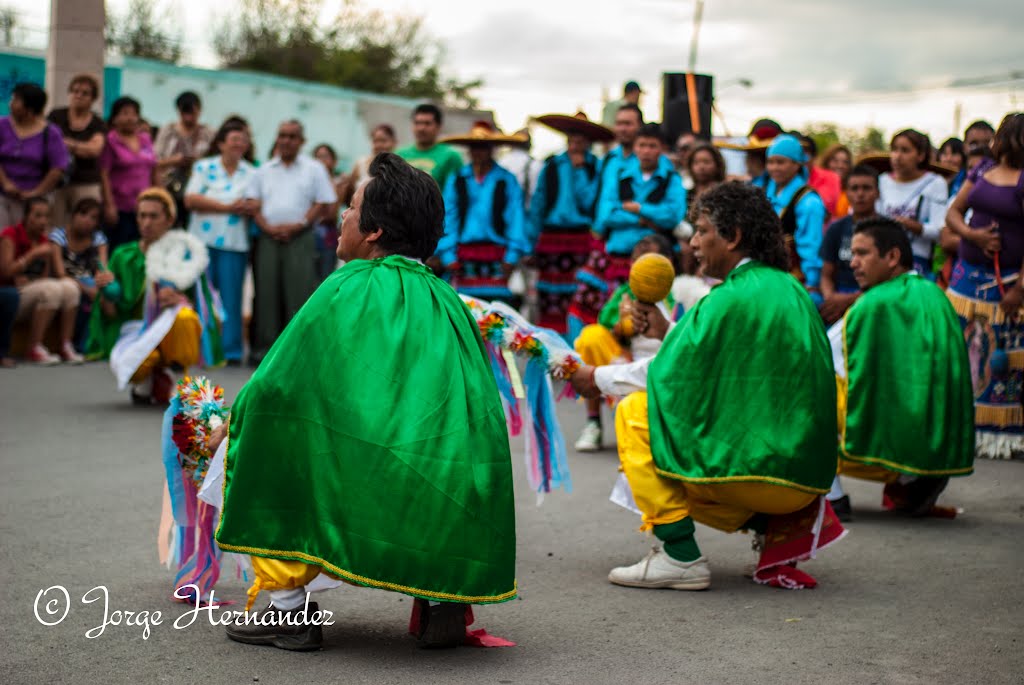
[0,198,82,364]
[573,234,677,452]
[818,164,880,324]
[49,198,112,353]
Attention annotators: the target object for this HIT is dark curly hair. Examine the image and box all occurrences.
[691,181,788,270]
[992,112,1024,169]
[359,152,445,260]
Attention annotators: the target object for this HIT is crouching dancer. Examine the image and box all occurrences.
[826,218,973,519]
[570,182,845,590]
[211,153,516,650]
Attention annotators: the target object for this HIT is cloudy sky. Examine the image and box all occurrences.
[10,0,1023,150]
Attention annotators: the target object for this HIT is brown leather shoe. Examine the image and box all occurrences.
[225,601,323,652]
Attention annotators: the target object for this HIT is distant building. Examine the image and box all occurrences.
[0,48,492,169]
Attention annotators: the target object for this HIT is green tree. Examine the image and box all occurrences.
[106,0,183,64]
[856,127,886,154]
[801,122,888,157]
[213,0,482,108]
[0,7,19,47]
[803,122,841,157]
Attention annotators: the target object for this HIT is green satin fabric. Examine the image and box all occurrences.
[217,255,516,603]
[87,242,146,359]
[842,273,974,476]
[647,261,837,493]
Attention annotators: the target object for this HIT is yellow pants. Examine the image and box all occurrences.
[245,557,323,609]
[129,308,202,384]
[616,392,816,532]
[574,324,624,367]
[838,459,900,484]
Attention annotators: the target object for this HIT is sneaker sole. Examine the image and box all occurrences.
[608,576,711,591]
[574,444,603,452]
[226,629,322,652]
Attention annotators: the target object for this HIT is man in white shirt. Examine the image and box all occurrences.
[245,120,337,364]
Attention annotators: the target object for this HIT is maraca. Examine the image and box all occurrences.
[621,253,675,336]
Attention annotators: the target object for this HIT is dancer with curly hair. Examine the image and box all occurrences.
[569,182,845,591]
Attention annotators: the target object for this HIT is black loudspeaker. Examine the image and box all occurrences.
[662,73,714,142]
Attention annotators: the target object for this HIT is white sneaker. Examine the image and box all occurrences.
[27,345,60,366]
[60,342,84,365]
[608,547,711,590]
[574,420,602,452]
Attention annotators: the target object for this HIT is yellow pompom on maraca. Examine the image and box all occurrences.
[628,253,675,304]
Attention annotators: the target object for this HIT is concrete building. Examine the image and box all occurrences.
[1,48,492,171]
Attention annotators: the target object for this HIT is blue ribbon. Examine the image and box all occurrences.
[524,359,572,493]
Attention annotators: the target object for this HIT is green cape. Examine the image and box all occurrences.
[841,273,974,476]
[87,242,146,360]
[216,256,516,603]
[648,261,837,493]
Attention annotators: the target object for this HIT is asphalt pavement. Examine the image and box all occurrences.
[1,362,1022,684]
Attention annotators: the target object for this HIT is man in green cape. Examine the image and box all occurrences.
[826,218,974,519]
[211,153,516,651]
[571,182,844,591]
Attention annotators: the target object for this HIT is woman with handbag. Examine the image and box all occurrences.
[875,129,950,277]
[0,83,70,227]
[153,91,214,228]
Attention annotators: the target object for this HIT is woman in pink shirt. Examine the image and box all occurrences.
[100,97,157,252]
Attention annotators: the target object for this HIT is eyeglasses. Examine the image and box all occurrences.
[69,88,93,97]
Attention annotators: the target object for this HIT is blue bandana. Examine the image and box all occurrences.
[766,134,806,164]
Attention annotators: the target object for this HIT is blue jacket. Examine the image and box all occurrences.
[438,163,531,266]
[765,174,826,289]
[594,154,687,255]
[527,151,600,241]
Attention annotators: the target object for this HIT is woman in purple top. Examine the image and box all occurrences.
[947,112,1024,459]
[0,83,70,227]
[99,96,157,251]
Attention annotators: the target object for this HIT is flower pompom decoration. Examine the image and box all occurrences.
[145,230,210,291]
[467,299,582,380]
[170,377,229,487]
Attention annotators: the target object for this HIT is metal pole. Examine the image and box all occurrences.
[688,0,705,73]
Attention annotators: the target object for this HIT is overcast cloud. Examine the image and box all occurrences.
[10,0,1024,146]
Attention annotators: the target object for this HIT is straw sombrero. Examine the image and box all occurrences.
[532,112,615,143]
[716,135,777,151]
[441,120,529,146]
[716,119,783,151]
[856,152,958,179]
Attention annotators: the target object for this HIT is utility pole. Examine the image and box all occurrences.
[46,0,106,109]
[688,0,705,73]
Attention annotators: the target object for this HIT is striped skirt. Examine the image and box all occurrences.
[454,243,514,305]
[567,249,632,343]
[948,259,1024,459]
[535,229,597,334]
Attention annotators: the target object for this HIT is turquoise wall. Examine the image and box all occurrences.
[0,50,121,120]
[0,50,462,172]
